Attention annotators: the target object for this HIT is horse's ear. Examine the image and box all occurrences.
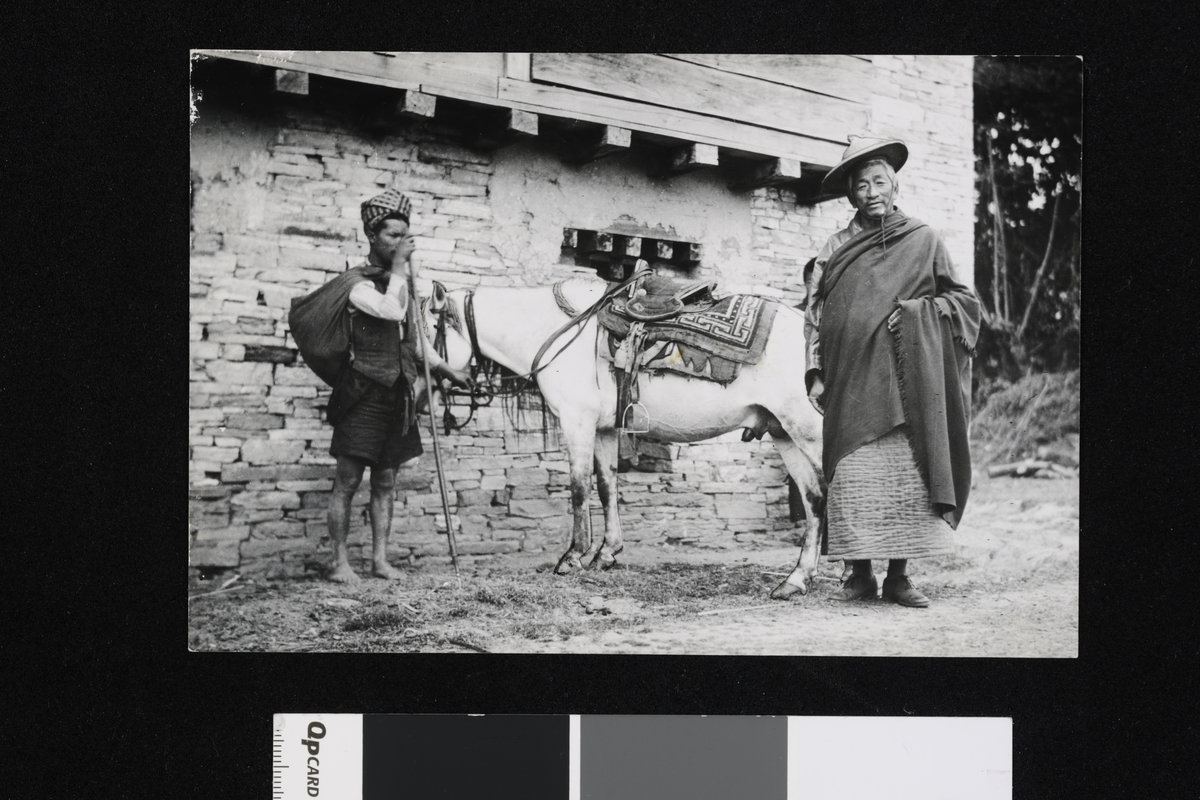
[430,281,447,311]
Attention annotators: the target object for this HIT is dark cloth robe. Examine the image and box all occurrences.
[816,209,980,528]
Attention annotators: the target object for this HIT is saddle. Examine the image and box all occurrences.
[595,264,752,464]
[596,266,778,376]
[608,271,718,322]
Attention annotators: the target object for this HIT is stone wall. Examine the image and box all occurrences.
[188,55,975,576]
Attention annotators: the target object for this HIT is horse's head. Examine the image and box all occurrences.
[421,281,474,372]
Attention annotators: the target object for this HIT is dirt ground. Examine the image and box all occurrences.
[188,474,1077,657]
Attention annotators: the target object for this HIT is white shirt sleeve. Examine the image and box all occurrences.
[348,274,409,322]
[347,275,453,370]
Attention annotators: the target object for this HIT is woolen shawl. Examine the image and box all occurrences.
[818,209,980,528]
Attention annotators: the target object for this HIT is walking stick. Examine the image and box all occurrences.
[406,264,460,577]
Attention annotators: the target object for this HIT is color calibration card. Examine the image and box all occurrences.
[274,714,1012,800]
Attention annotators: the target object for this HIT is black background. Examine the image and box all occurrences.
[4,3,1194,798]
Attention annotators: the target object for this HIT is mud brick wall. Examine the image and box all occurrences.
[189,56,974,576]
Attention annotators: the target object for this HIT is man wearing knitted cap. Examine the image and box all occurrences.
[802,137,981,608]
[324,189,470,583]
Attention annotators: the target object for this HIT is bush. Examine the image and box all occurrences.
[972,370,1079,464]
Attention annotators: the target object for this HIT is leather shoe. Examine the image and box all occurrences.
[882,575,930,608]
[830,573,878,602]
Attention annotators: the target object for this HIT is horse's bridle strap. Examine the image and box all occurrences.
[528,266,651,383]
[464,289,482,364]
[440,267,650,392]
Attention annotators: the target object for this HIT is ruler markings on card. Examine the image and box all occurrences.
[273,714,364,799]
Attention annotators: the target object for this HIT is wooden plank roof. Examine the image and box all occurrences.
[193,51,863,172]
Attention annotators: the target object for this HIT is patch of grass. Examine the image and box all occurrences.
[972,370,1079,464]
[513,619,586,642]
[617,563,772,606]
[342,608,411,632]
[473,582,564,608]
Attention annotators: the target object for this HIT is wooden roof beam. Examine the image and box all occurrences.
[366,89,437,132]
[661,143,719,178]
[468,108,539,151]
[566,125,631,165]
[397,89,437,119]
[790,169,843,205]
[503,53,531,81]
[195,52,847,167]
[272,68,309,95]
[729,157,802,192]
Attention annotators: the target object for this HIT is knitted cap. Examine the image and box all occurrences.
[360,189,412,234]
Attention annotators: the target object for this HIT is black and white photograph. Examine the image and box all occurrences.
[188,52,1081,656]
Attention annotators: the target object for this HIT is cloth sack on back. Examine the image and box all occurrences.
[287,266,386,387]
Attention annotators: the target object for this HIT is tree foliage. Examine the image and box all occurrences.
[973,56,1082,387]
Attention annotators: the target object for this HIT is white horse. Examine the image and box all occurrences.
[423,277,824,598]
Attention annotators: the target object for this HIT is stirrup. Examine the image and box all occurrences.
[620,402,650,434]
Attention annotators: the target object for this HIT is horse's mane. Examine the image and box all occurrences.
[556,275,606,290]
[554,275,607,313]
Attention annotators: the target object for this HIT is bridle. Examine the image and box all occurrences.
[418,290,494,434]
[422,268,650,433]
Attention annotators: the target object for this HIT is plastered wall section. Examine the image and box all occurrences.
[188,56,974,574]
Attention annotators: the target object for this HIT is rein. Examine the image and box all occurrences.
[428,268,649,433]
[527,266,650,382]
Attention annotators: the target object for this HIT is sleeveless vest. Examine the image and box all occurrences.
[349,277,403,387]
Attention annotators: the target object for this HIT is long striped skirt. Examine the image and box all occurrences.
[826,426,953,560]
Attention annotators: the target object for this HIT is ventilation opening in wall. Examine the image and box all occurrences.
[561,228,703,282]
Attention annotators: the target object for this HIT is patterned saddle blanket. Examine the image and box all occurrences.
[597,293,780,384]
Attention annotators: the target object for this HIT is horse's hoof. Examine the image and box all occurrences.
[590,552,617,571]
[770,579,807,600]
[554,555,582,575]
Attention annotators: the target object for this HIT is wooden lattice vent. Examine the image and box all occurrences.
[561,228,703,281]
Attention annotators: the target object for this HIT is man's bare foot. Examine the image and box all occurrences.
[327,563,361,583]
[372,561,404,580]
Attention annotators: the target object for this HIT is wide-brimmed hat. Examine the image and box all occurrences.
[821,136,908,196]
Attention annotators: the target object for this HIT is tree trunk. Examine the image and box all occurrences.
[986,142,1009,322]
[1017,189,1063,341]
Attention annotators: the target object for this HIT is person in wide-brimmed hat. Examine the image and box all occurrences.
[803,137,981,608]
[322,189,471,583]
[820,136,909,198]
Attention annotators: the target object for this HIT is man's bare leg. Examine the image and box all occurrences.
[369,467,402,579]
[327,456,367,583]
